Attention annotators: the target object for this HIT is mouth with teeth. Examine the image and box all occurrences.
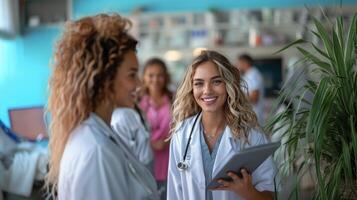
[201,96,218,104]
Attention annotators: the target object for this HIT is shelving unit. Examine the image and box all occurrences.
[134,6,356,56]
[132,6,356,88]
[134,9,303,52]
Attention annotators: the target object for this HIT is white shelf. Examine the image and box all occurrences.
[133,5,357,66]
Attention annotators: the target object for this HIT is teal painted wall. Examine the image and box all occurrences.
[0,0,356,125]
[0,27,59,125]
[73,0,357,17]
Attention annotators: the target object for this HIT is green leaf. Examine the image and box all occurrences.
[311,42,330,60]
[341,138,353,183]
[344,14,357,71]
[273,39,306,54]
[332,27,345,76]
[350,116,357,176]
[313,17,334,60]
[297,47,333,75]
[336,16,345,52]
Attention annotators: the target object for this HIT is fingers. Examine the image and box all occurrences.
[213,169,252,190]
[218,179,232,187]
[241,169,248,180]
[240,169,252,184]
[227,172,241,182]
[211,185,229,191]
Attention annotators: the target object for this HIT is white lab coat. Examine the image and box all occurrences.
[167,114,277,200]
[243,67,265,125]
[58,113,159,200]
[111,108,153,166]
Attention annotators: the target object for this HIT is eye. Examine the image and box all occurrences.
[129,72,137,78]
[212,79,223,85]
[193,82,203,87]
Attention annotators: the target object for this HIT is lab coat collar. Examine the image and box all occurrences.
[186,113,241,184]
[87,112,114,138]
[87,113,129,151]
[212,125,241,177]
[89,112,144,160]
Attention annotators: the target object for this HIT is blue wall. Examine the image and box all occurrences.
[73,0,357,17]
[0,0,356,126]
[0,27,59,125]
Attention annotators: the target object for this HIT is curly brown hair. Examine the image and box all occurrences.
[46,13,137,193]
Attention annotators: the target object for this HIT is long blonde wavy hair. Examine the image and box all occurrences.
[170,50,258,141]
[46,13,137,193]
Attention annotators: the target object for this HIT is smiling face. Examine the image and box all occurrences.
[113,50,139,108]
[192,61,227,114]
[143,64,167,94]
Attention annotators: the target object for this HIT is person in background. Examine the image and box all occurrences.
[46,14,158,200]
[168,50,276,200]
[111,105,153,169]
[139,58,172,200]
[235,54,265,125]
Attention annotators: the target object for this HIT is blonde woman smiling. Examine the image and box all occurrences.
[167,50,277,200]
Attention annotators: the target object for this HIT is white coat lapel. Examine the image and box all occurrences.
[212,127,238,176]
[89,113,135,158]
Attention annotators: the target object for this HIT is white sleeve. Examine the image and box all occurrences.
[167,134,183,200]
[246,70,262,92]
[111,109,133,145]
[250,132,278,192]
[68,146,130,200]
[134,122,153,165]
[111,109,152,165]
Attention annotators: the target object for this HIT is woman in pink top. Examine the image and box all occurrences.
[139,58,172,200]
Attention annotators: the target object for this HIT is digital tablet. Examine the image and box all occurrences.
[207,141,280,189]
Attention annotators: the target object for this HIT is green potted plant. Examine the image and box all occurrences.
[266,12,357,200]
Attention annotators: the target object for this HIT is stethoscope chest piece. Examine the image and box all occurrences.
[177,161,189,171]
[176,111,201,172]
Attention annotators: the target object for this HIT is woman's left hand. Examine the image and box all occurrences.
[212,169,256,198]
[212,169,274,200]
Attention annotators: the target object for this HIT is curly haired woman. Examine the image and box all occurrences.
[46,14,158,200]
[167,50,277,200]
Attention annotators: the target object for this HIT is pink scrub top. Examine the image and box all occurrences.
[139,94,171,181]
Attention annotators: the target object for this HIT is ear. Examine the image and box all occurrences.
[102,81,115,103]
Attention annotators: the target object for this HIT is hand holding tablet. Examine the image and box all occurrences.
[208,141,280,189]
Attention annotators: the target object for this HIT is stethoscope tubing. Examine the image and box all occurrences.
[177,111,201,171]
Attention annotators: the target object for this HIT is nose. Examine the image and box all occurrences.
[152,75,160,83]
[203,83,212,94]
[135,75,140,85]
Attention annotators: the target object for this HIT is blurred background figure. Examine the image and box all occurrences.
[139,58,172,200]
[111,105,153,169]
[235,54,265,125]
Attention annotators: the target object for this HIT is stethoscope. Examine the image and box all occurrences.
[177,111,201,171]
